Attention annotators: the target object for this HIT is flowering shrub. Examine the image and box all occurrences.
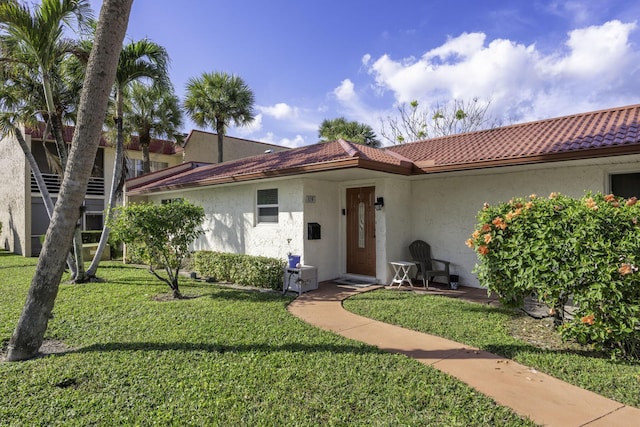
[467,192,640,359]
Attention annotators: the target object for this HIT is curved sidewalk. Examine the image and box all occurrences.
[287,282,640,427]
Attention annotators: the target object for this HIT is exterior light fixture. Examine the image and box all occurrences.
[374,197,384,210]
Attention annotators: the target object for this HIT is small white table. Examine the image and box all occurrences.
[389,261,416,287]
[283,266,318,295]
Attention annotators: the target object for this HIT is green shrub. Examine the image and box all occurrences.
[193,251,285,289]
[467,192,640,360]
[109,201,205,298]
[81,230,102,244]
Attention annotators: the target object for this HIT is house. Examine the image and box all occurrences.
[0,124,288,256]
[126,104,640,287]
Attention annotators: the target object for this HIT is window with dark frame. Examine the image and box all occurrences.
[610,173,640,199]
[257,188,278,223]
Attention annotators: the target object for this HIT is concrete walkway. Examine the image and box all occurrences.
[287,282,640,427]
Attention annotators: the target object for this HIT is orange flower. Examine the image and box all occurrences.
[478,245,489,255]
[626,197,638,207]
[581,314,595,325]
[484,233,492,244]
[492,217,507,230]
[529,194,537,200]
[465,238,475,248]
[549,192,558,199]
[619,263,635,276]
[585,197,598,211]
[505,211,514,221]
[525,201,534,209]
[514,202,523,209]
[604,194,616,202]
[481,223,492,233]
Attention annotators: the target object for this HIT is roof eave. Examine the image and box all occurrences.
[127,157,414,196]
[416,144,640,174]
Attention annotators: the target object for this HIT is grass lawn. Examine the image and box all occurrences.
[344,289,640,409]
[0,251,535,426]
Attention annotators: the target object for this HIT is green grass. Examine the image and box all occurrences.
[0,251,535,427]
[343,289,640,408]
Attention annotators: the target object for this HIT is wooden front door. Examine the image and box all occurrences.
[346,187,376,276]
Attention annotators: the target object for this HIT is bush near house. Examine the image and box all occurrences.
[193,251,285,290]
[109,201,205,299]
[467,192,640,360]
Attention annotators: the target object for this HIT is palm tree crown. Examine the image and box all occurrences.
[183,71,255,163]
[124,81,183,174]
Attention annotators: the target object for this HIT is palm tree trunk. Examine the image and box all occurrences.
[6,0,133,362]
[14,125,78,275]
[141,129,151,174]
[86,90,125,278]
[41,74,68,170]
[216,122,224,163]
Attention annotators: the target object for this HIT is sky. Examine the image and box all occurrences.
[88,0,640,148]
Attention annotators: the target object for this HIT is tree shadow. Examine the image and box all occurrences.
[65,340,385,357]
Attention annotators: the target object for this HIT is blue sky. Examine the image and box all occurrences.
[89,0,640,147]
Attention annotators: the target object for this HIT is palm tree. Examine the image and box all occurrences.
[85,38,169,278]
[124,81,183,174]
[0,0,92,279]
[318,117,381,148]
[0,0,92,169]
[184,71,255,163]
[6,0,133,362]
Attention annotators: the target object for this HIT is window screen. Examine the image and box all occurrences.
[257,189,278,223]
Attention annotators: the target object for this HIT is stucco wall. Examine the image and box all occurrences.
[301,179,341,280]
[182,131,289,164]
[409,155,640,287]
[378,178,413,282]
[153,179,307,270]
[0,131,28,255]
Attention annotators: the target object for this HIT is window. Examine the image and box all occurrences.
[610,173,640,198]
[126,159,169,179]
[83,212,103,231]
[257,189,278,223]
[161,198,184,204]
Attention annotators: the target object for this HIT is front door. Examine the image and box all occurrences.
[346,186,376,276]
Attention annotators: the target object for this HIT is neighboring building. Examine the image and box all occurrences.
[0,124,287,256]
[126,104,640,288]
[181,129,289,164]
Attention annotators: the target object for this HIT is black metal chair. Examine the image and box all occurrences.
[408,240,451,288]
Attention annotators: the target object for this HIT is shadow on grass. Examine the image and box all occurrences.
[71,340,385,356]
[484,341,600,359]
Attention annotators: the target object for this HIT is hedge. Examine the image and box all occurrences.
[193,251,286,290]
[467,192,640,360]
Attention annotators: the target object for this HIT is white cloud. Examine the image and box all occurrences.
[544,20,637,78]
[333,79,356,102]
[232,113,263,137]
[364,20,640,124]
[260,132,306,148]
[258,103,297,119]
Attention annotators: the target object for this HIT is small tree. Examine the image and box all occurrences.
[109,200,205,299]
[380,98,499,144]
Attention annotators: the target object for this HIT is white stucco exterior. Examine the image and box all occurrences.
[131,152,640,288]
[409,154,640,287]
[0,130,29,255]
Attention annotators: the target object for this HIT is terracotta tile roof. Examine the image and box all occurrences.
[128,139,414,194]
[128,104,640,195]
[387,103,640,172]
[25,123,182,156]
